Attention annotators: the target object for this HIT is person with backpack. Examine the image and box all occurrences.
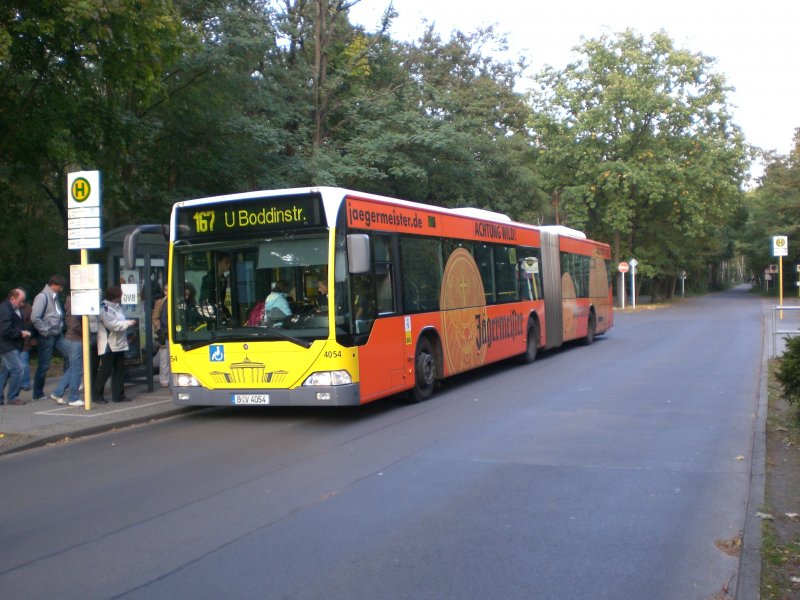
[30,274,68,401]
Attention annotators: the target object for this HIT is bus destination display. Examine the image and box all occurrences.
[176,194,324,240]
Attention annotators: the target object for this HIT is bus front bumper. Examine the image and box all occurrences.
[172,383,361,407]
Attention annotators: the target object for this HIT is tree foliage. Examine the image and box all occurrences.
[738,130,800,286]
[529,30,750,298]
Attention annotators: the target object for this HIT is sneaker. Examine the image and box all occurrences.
[32,396,45,402]
[50,393,67,405]
[68,399,84,407]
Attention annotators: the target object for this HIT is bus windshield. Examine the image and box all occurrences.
[172,232,335,346]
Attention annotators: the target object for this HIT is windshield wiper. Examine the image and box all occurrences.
[255,326,313,349]
[178,328,312,351]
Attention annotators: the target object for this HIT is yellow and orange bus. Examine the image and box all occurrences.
[167,187,613,406]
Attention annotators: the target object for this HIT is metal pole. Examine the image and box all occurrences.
[144,250,154,392]
[620,272,625,309]
[780,256,784,319]
[81,249,92,410]
[631,265,636,309]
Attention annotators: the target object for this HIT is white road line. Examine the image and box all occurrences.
[34,399,173,418]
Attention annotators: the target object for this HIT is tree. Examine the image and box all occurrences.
[529,30,750,298]
[739,129,800,288]
[326,25,545,220]
[0,1,190,290]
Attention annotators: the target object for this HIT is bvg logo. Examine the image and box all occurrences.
[209,345,225,362]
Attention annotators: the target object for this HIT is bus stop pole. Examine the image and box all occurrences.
[81,248,92,410]
[144,250,154,392]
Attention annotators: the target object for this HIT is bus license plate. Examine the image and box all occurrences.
[232,394,270,405]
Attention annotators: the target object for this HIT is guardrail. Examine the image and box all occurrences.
[771,305,800,357]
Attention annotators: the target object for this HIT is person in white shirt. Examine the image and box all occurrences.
[93,286,137,404]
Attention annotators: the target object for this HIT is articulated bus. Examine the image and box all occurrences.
[167,187,613,406]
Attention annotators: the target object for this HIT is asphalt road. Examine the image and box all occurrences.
[0,287,763,599]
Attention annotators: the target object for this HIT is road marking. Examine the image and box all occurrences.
[34,400,173,418]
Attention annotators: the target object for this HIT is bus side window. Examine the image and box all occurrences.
[518,249,542,301]
[400,235,442,313]
[495,245,519,303]
[473,243,494,304]
[373,235,395,315]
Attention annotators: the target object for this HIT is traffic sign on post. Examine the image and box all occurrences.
[618,262,629,273]
[629,258,638,309]
[67,170,102,411]
[67,171,102,250]
[773,236,788,257]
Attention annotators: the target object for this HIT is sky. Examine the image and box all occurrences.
[350,0,800,178]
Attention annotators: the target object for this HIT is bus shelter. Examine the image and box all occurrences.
[102,225,169,391]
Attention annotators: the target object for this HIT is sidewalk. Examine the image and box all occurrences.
[0,377,193,456]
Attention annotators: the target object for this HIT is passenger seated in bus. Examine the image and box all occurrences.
[183,282,202,328]
[199,253,232,319]
[264,280,292,321]
[316,280,328,311]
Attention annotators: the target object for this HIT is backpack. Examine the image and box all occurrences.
[246,300,265,327]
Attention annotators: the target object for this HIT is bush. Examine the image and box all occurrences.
[776,336,800,407]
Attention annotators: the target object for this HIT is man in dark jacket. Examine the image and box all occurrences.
[0,288,33,405]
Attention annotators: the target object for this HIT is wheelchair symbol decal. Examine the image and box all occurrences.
[210,345,225,362]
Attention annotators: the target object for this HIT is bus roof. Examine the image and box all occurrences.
[172,186,595,243]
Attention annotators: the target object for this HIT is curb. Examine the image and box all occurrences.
[736,303,768,599]
[0,406,198,458]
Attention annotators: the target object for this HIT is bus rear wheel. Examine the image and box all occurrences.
[519,320,539,364]
[410,337,436,402]
[584,312,596,345]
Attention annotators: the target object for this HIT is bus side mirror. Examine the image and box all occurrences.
[347,234,371,274]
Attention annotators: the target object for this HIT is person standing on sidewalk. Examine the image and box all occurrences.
[31,274,68,401]
[94,286,136,404]
[152,284,171,388]
[0,288,33,406]
[50,296,85,407]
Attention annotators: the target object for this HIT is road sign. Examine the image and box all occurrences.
[618,262,629,273]
[773,235,788,257]
[67,171,102,249]
[67,171,101,209]
[629,258,639,268]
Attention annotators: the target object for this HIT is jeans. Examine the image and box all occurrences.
[95,350,125,401]
[20,349,31,389]
[53,339,83,402]
[33,333,69,399]
[0,349,25,403]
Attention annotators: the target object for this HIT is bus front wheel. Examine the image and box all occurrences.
[410,337,436,402]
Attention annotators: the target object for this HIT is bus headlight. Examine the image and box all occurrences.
[175,373,201,387]
[302,370,352,386]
